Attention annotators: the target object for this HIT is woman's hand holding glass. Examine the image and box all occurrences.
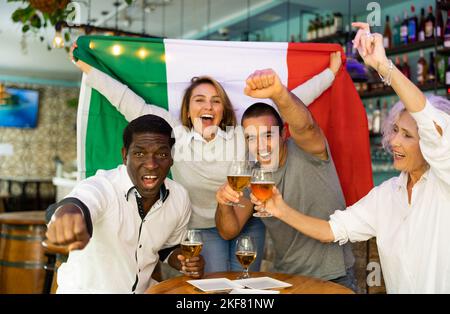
[250,186,286,218]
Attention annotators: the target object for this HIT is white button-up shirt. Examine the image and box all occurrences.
[330,100,450,293]
[55,165,191,293]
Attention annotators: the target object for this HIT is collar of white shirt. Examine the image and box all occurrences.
[187,127,233,143]
[119,165,170,203]
[395,169,431,190]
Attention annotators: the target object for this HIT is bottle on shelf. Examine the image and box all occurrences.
[417,49,428,85]
[401,54,411,79]
[317,15,324,38]
[444,10,450,47]
[437,54,446,83]
[381,100,389,130]
[383,15,393,49]
[428,51,436,83]
[445,57,450,92]
[418,7,426,42]
[408,5,418,43]
[401,10,409,44]
[425,5,435,39]
[367,102,374,133]
[436,6,444,39]
[372,100,382,135]
[393,16,401,47]
[325,14,332,36]
[334,12,343,33]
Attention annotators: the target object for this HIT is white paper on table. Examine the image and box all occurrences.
[229,288,280,294]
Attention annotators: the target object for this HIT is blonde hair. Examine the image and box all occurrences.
[180,76,237,130]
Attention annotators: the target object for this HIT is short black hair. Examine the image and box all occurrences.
[241,102,284,130]
[123,114,175,151]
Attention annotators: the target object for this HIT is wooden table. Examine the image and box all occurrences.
[146,271,354,294]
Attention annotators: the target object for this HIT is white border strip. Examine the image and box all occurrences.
[76,73,92,181]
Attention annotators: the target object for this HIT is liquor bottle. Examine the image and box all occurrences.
[428,51,436,82]
[418,8,426,42]
[395,56,403,73]
[408,5,418,43]
[372,100,381,135]
[383,15,392,49]
[445,57,450,91]
[401,10,409,44]
[367,102,374,133]
[436,6,444,38]
[317,15,324,38]
[417,49,428,85]
[393,16,401,47]
[437,54,446,83]
[381,100,389,130]
[334,12,343,33]
[425,5,435,39]
[401,54,411,79]
[444,10,450,47]
[307,20,314,41]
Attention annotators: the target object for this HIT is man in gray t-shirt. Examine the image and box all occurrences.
[215,68,355,290]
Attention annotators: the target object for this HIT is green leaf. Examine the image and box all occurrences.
[30,14,42,28]
[64,32,70,42]
[22,24,30,33]
[125,0,133,5]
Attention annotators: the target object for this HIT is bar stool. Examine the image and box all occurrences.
[41,240,69,294]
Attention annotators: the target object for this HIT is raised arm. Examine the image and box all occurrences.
[353,22,427,115]
[353,22,450,185]
[291,51,341,106]
[70,43,179,128]
[251,185,379,245]
[244,69,328,160]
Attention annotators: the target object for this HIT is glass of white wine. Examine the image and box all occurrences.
[235,235,257,279]
[181,229,203,276]
[226,161,252,207]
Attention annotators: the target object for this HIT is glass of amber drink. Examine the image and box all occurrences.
[250,168,274,218]
[226,161,252,207]
[235,236,257,279]
[181,229,203,276]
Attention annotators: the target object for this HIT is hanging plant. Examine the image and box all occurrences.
[8,0,134,50]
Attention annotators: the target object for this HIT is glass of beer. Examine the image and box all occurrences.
[226,161,252,207]
[250,168,274,218]
[181,229,203,276]
[235,236,257,279]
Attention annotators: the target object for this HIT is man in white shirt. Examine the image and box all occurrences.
[46,114,203,293]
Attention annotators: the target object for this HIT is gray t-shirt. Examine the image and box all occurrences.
[264,138,354,280]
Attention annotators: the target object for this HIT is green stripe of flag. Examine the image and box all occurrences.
[74,36,168,177]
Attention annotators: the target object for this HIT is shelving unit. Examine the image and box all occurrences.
[360,82,445,99]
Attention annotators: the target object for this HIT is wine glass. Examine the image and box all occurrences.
[250,168,275,218]
[180,229,203,276]
[235,236,257,279]
[226,161,252,207]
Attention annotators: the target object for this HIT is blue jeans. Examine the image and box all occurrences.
[199,217,266,273]
[330,267,358,293]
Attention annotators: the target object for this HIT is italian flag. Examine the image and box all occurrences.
[74,35,373,206]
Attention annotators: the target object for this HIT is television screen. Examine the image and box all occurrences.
[0,87,39,128]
